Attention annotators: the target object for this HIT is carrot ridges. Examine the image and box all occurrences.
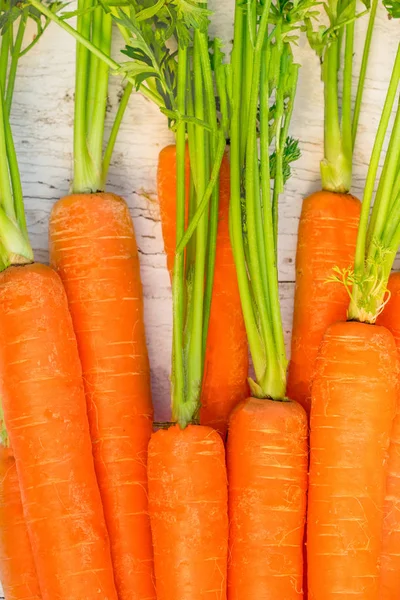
[0,263,117,600]
[227,397,308,599]
[50,193,155,600]
[148,424,228,600]
[0,445,42,600]
[288,190,361,414]
[308,320,397,600]
[377,273,400,599]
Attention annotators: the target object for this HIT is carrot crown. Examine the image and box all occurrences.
[0,3,57,271]
[229,0,305,401]
[346,38,400,324]
[304,0,377,193]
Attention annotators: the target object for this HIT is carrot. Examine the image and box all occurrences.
[42,5,155,597]
[308,321,397,599]
[0,264,117,600]
[227,3,307,597]
[49,192,154,600]
[376,272,400,598]
[308,43,400,599]
[288,191,360,412]
[158,146,249,437]
[288,0,378,414]
[228,398,308,598]
[121,7,230,598]
[148,424,228,600]
[0,14,116,599]
[0,445,41,600]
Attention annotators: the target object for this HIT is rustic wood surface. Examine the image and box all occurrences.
[1,5,398,595]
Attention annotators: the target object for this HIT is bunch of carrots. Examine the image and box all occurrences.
[0,0,399,599]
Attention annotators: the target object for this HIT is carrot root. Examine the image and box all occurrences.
[227,397,308,599]
[148,424,228,600]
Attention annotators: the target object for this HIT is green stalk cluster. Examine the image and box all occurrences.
[305,0,378,193]
[73,0,113,193]
[230,0,301,401]
[172,19,226,427]
[0,2,35,270]
[348,45,400,323]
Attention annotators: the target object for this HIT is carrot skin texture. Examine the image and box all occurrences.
[376,273,400,599]
[158,146,249,437]
[50,193,155,600]
[288,191,361,413]
[308,321,398,600]
[0,445,42,600]
[0,263,117,600]
[227,397,308,599]
[148,424,229,600]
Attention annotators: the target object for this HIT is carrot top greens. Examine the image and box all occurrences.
[229,0,309,401]
[0,2,61,270]
[30,0,227,429]
[345,40,400,324]
[304,0,378,193]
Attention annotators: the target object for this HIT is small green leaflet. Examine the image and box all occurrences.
[383,0,400,17]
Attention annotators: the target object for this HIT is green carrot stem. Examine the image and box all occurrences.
[86,5,102,134]
[366,102,400,260]
[0,24,10,95]
[240,7,256,167]
[0,84,15,219]
[260,42,273,326]
[73,0,94,192]
[186,31,207,413]
[198,32,219,356]
[352,45,400,281]
[87,10,112,189]
[230,1,265,380]
[4,114,27,238]
[321,34,351,193]
[270,61,298,375]
[0,92,32,264]
[171,43,188,426]
[176,131,225,253]
[5,11,27,116]
[102,82,133,188]
[349,45,400,321]
[272,46,285,248]
[341,13,355,173]
[352,0,378,147]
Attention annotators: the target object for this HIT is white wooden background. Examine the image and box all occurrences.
[10,4,399,419]
[0,2,398,599]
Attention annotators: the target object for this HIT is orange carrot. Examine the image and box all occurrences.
[228,398,308,598]
[0,263,117,600]
[227,3,308,597]
[288,0,378,415]
[158,146,249,437]
[287,191,361,413]
[308,322,397,599]
[148,425,228,600]
[376,272,400,599]
[0,444,41,600]
[50,193,155,600]
[308,44,400,598]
